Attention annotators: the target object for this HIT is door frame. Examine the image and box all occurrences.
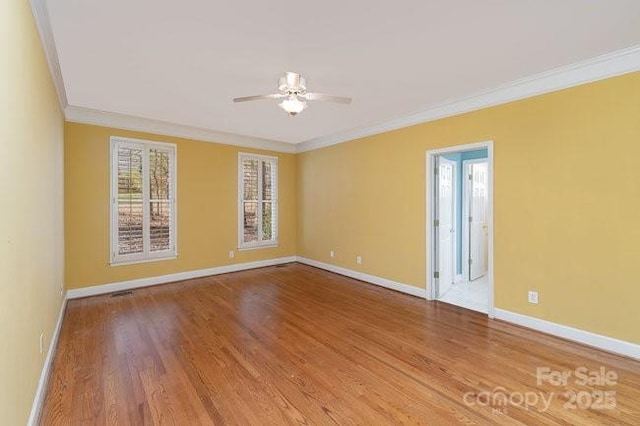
[425,141,495,318]
[462,158,489,281]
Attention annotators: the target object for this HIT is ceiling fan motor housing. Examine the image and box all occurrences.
[279,72,306,94]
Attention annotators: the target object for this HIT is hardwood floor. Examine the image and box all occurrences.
[41,263,640,425]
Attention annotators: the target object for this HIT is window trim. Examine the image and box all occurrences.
[238,152,279,250]
[110,136,178,265]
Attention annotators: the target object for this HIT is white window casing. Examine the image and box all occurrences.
[238,153,278,249]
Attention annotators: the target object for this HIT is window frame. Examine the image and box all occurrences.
[110,136,178,265]
[238,152,279,250]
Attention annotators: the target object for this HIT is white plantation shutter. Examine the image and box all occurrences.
[239,153,278,248]
[242,158,259,243]
[111,137,177,264]
[261,159,277,241]
[116,145,144,256]
[149,148,173,252]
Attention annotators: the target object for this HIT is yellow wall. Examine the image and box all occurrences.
[0,0,65,424]
[297,71,640,345]
[5,0,637,419]
[65,123,297,289]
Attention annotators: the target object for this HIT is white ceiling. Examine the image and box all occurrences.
[47,0,640,145]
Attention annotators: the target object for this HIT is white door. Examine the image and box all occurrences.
[469,162,488,280]
[438,158,456,297]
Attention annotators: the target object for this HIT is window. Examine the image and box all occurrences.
[110,137,177,264]
[238,153,278,249]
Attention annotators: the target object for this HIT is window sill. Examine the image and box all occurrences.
[109,255,178,267]
[238,243,279,251]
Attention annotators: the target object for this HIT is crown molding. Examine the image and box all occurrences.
[296,44,640,153]
[65,106,297,153]
[29,0,67,111]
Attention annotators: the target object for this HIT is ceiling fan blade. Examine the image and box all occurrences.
[233,93,285,103]
[302,92,352,104]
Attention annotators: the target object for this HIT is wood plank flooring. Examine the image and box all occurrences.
[40,263,640,425]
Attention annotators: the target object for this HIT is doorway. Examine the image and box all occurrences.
[426,142,493,316]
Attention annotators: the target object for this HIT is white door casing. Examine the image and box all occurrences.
[425,141,494,319]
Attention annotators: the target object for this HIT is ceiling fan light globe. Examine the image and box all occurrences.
[279,97,306,115]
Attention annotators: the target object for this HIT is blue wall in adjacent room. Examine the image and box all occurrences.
[442,149,488,275]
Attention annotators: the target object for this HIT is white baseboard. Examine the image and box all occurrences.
[66,256,297,299]
[296,257,427,298]
[493,308,640,360]
[27,296,67,426]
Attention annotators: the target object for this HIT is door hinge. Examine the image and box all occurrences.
[434,219,440,227]
[434,167,439,176]
[468,174,473,180]
[468,216,473,222]
[469,258,473,265]
[434,271,440,279]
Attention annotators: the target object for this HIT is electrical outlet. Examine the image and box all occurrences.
[39,333,44,354]
[356,255,362,265]
[229,250,235,259]
[330,250,335,258]
[528,291,539,304]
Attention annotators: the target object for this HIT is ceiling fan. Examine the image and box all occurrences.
[233,72,352,116]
